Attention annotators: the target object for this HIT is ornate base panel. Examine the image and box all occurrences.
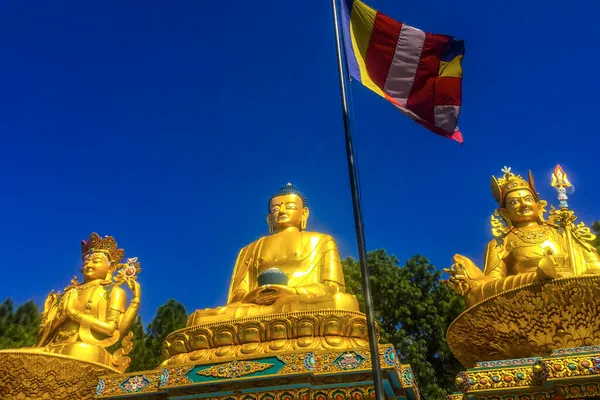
[96,344,419,400]
[0,349,119,400]
[162,310,373,365]
[447,276,600,367]
[450,346,600,399]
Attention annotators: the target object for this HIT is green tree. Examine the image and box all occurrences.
[139,299,188,369]
[0,298,40,349]
[342,250,465,400]
[126,316,156,372]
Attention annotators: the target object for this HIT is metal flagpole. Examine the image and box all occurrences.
[330,0,385,398]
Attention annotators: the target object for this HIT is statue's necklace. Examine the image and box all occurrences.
[513,226,551,244]
[76,280,101,295]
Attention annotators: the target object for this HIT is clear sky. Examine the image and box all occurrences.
[1,0,598,325]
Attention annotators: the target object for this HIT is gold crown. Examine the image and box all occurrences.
[491,166,538,206]
[80,232,125,263]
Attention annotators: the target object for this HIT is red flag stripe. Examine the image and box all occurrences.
[406,33,450,124]
[434,77,462,106]
[364,12,402,90]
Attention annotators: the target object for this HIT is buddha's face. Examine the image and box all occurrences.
[268,194,309,232]
[82,252,111,282]
[503,189,540,225]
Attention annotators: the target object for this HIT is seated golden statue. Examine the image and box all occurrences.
[34,232,142,371]
[0,233,142,399]
[163,184,366,365]
[446,166,600,307]
[187,183,359,326]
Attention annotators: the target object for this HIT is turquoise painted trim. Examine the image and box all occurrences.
[388,370,402,390]
[383,379,395,397]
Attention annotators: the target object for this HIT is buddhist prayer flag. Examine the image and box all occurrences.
[340,0,465,143]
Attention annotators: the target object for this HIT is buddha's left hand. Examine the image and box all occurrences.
[247,285,297,305]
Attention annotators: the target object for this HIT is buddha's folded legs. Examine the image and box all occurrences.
[187,293,360,326]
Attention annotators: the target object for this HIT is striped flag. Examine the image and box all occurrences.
[341,0,465,143]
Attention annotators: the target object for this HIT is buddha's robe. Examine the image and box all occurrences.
[187,231,360,326]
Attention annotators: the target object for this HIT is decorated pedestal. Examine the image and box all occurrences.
[449,345,600,400]
[95,344,419,399]
[447,276,600,368]
[0,349,120,399]
[162,310,372,365]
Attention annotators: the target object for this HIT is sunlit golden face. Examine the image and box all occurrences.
[268,194,307,231]
[82,252,111,282]
[503,189,539,224]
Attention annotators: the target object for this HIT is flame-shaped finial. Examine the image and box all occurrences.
[551,164,571,189]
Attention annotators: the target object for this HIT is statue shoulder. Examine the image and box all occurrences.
[302,232,338,248]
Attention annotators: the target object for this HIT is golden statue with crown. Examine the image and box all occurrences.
[0,233,142,399]
[445,165,600,369]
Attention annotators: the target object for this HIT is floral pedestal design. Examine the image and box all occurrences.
[0,349,120,399]
[95,344,419,400]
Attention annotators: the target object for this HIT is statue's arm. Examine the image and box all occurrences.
[116,281,141,336]
[482,240,507,279]
[228,245,254,303]
[295,235,344,296]
[65,287,123,337]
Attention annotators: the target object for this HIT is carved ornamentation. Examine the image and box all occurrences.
[162,310,373,365]
[196,360,274,379]
[447,276,600,367]
[0,349,117,399]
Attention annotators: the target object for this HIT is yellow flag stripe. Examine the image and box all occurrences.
[350,0,386,98]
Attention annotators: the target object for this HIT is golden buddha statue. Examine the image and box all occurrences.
[34,232,142,371]
[187,183,359,326]
[446,166,600,307]
[163,184,367,365]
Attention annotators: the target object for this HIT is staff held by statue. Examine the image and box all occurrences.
[550,165,581,276]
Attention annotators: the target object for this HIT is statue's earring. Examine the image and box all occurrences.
[301,219,307,231]
[499,208,513,228]
[267,215,274,235]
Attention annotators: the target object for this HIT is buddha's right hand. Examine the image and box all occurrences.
[444,255,485,295]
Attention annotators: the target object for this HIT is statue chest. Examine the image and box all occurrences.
[504,228,566,274]
[74,284,110,317]
[256,236,312,275]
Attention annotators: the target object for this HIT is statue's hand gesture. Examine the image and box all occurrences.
[43,290,58,313]
[126,278,141,301]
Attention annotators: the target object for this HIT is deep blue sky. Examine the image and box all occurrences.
[1,0,598,325]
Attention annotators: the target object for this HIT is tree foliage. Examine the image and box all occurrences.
[342,250,465,400]
[0,298,40,349]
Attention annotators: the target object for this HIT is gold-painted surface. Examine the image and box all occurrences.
[0,349,118,400]
[96,344,413,399]
[453,348,600,400]
[444,167,600,308]
[196,360,274,379]
[187,184,359,328]
[164,386,375,400]
[447,276,600,367]
[0,233,142,399]
[96,368,163,398]
[30,232,142,371]
[162,309,372,365]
